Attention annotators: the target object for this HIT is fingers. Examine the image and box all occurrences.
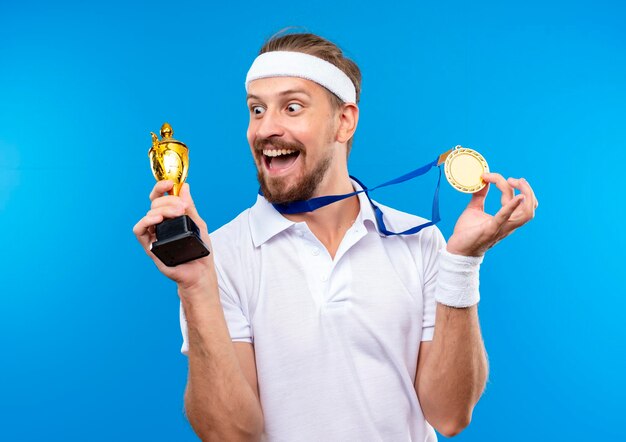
[133,212,164,249]
[133,205,187,236]
[135,181,209,251]
[146,182,204,227]
[133,195,188,250]
[151,195,187,211]
[149,180,175,201]
[492,176,538,235]
[493,194,526,230]
[507,177,539,210]
[482,172,515,206]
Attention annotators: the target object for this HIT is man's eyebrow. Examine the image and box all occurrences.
[278,88,311,97]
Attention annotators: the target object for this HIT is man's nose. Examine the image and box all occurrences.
[255,110,285,139]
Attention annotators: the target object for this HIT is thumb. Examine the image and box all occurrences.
[466,182,490,211]
[180,183,212,246]
[180,183,201,220]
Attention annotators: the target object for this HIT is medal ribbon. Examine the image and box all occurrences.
[262,154,444,236]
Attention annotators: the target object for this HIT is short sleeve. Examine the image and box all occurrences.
[179,262,253,356]
[421,226,446,341]
[217,261,253,344]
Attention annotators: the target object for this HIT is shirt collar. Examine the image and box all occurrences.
[352,178,382,236]
[249,194,296,247]
[249,179,383,247]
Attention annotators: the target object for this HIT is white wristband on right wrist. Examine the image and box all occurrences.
[435,248,483,308]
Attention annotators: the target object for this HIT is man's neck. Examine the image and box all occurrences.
[284,175,360,260]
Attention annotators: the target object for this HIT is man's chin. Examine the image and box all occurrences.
[260,179,313,205]
[259,176,293,204]
[262,185,298,205]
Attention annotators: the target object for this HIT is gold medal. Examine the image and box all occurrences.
[440,146,489,193]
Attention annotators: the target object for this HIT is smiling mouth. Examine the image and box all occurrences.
[262,148,301,172]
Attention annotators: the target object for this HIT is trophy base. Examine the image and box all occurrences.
[151,215,210,267]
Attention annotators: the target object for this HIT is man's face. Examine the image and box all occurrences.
[246,76,339,204]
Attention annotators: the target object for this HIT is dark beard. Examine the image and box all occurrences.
[257,154,332,204]
[254,137,333,204]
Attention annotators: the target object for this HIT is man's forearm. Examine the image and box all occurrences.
[416,304,488,437]
[182,287,264,441]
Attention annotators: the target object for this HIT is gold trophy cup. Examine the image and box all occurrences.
[148,123,210,266]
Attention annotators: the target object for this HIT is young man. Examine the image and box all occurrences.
[133,33,537,441]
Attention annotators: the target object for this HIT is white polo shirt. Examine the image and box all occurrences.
[180,185,445,441]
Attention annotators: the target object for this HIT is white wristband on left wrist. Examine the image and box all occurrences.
[435,248,483,308]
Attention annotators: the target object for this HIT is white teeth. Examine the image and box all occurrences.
[263,149,296,157]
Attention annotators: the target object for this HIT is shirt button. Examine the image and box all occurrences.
[320,274,328,282]
[311,247,320,256]
[297,230,304,237]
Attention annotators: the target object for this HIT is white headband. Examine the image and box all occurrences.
[245,51,357,104]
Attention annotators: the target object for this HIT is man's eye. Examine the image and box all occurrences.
[287,103,303,113]
[251,106,265,115]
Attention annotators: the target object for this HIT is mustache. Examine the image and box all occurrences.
[254,137,305,153]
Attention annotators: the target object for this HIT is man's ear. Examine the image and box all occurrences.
[335,103,359,144]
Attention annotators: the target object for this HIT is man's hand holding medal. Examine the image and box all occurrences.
[443,146,539,258]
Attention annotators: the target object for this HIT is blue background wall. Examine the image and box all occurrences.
[1,0,624,440]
